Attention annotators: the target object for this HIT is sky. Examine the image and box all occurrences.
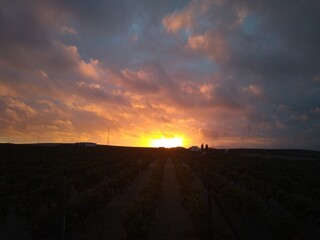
[0,0,320,149]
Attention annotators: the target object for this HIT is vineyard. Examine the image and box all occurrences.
[180,149,320,239]
[0,144,319,239]
[0,144,158,239]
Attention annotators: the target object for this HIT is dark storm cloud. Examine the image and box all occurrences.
[161,0,320,149]
[227,2,320,80]
[0,2,48,69]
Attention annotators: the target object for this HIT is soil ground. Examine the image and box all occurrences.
[150,158,193,240]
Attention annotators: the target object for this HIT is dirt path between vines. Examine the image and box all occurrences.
[70,161,156,240]
[150,158,193,240]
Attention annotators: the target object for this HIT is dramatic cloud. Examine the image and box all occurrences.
[162,0,210,33]
[0,0,319,149]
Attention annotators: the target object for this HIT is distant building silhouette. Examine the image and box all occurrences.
[189,146,200,151]
[76,142,97,147]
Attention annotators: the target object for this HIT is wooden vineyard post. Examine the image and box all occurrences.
[207,180,213,240]
[202,170,213,239]
[57,177,67,240]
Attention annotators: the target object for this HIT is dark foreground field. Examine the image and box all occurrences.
[0,144,319,240]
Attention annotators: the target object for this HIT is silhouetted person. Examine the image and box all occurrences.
[205,144,208,151]
[201,143,204,151]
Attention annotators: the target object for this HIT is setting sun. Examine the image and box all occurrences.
[150,137,183,148]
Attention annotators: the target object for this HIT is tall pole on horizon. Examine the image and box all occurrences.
[107,127,110,145]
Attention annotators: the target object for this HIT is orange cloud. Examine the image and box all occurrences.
[162,0,211,33]
[55,41,103,80]
[79,59,102,80]
[8,99,37,118]
[52,119,74,130]
[119,68,160,93]
[0,84,17,97]
[186,32,229,62]
[163,11,193,33]
[4,109,21,122]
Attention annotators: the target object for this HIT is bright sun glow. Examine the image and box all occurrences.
[150,137,183,148]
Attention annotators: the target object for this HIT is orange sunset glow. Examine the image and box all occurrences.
[150,136,184,148]
[0,0,319,150]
